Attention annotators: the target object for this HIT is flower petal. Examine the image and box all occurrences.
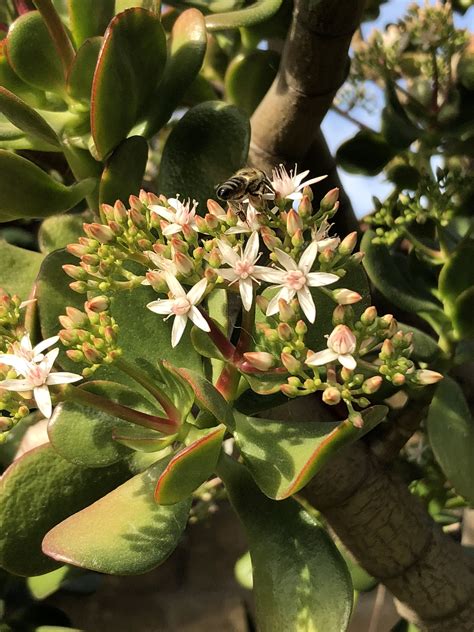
[149,205,175,222]
[338,354,357,370]
[34,384,52,418]
[244,231,259,262]
[162,224,183,236]
[46,372,82,386]
[20,334,33,353]
[164,272,186,297]
[146,299,175,315]
[297,286,316,323]
[298,241,318,272]
[188,306,211,332]
[216,268,238,282]
[266,289,285,316]
[42,348,59,373]
[32,335,59,357]
[187,278,208,305]
[305,349,338,366]
[0,378,34,392]
[252,266,285,284]
[0,354,29,375]
[239,277,254,311]
[171,314,187,348]
[306,272,339,287]
[296,174,327,190]
[216,240,239,266]
[273,248,298,271]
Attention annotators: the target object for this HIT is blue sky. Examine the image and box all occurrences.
[321,0,474,218]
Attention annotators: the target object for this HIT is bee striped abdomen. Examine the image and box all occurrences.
[216,177,247,201]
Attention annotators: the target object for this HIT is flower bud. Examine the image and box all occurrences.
[278,299,294,322]
[338,232,358,255]
[349,412,364,428]
[332,305,348,325]
[286,209,303,236]
[66,306,88,326]
[297,195,312,218]
[174,252,194,276]
[62,264,87,281]
[380,339,394,359]
[205,213,219,231]
[295,320,307,336]
[208,248,221,268]
[260,226,281,251]
[333,289,362,305]
[362,376,383,394]
[67,243,88,258]
[281,352,301,374]
[281,383,299,398]
[319,247,335,264]
[207,199,226,216]
[82,343,103,364]
[243,351,275,371]
[129,208,146,229]
[322,386,341,405]
[85,295,110,313]
[84,223,114,244]
[58,315,74,329]
[392,372,406,386]
[328,325,356,355]
[59,329,78,345]
[66,349,84,363]
[361,306,377,325]
[320,188,339,212]
[413,369,443,385]
[256,295,269,312]
[277,323,293,341]
[291,229,304,248]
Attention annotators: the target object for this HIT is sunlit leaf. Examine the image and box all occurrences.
[99,135,148,205]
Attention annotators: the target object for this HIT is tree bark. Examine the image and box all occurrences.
[304,441,474,631]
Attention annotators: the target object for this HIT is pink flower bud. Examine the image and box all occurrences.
[350,412,364,428]
[295,320,307,336]
[338,231,358,255]
[380,339,394,359]
[286,209,303,236]
[333,289,362,305]
[277,323,293,341]
[297,195,312,218]
[320,187,339,211]
[66,349,84,363]
[281,383,299,397]
[256,295,269,312]
[207,199,226,216]
[322,386,341,405]
[392,373,406,386]
[414,370,443,385]
[208,248,221,268]
[62,264,86,280]
[278,299,294,322]
[281,352,301,374]
[59,329,77,345]
[66,306,88,326]
[332,305,347,325]
[361,306,377,325]
[129,208,146,229]
[69,281,88,294]
[291,229,305,248]
[174,251,194,275]
[129,195,143,212]
[113,200,127,221]
[362,376,383,394]
[260,226,281,251]
[85,296,110,313]
[328,325,356,355]
[205,213,219,231]
[84,223,114,243]
[243,351,275,371]
[66,243,88,258]
[101,204,115,221]
[82,343,103,364]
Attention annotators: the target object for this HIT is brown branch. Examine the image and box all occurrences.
[304,441,474,631]
[249,0,364,232]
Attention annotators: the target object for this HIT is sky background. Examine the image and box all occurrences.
[320,0,474,218]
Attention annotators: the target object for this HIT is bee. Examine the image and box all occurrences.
[216,168,275,220]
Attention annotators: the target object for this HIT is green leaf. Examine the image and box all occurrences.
[38,213,87,254]
[0,444,129,576]
[67,37,102,101]
[143,8,207,137]
[0,241,43,299]
[0,151,96,222]
[166,364,235,430]
[91,8,167,159]
[336,131,394,176]
[42,457,191,575]
[0,87,60,147]
[157,101,250,207]
[427,377,474,503]
[438,243,474,315]
[225,50,279,115]
[217,455,353,632]
[0,48,47,108]
[68,0,115,46]
[99,135,148,205]
[337,545,377,593]
[36,250,203,380]
[234,550,253,590]
[381,84,420,150]
[205,0,283,30]
[154,424,226,504]
[113,426,177,452]
[48,381,161,467]
[453,286,474,339]
[27,565,70,599]
[234,406,387,499]
[6,11,66,94]
[361,230,442,313]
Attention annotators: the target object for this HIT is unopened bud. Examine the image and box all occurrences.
[205,213,219,231]
[295,320,307,336]
[67,243,88,258]
[332,305,347,325]
[338,231,358,255]
[129,194,144,213]
[84,223,114,243]
[260,226,281,251]
[281,352,301,373]
[392,372,406,386]
[277,323,293,341]
[319,247,335,264]
[129,208,146,229]
[62,264,87,281]
[349,412,364,428]
[59,329,77,345]
[414,369,443,385]
[281,383,299,398]
[286,209,303,236]
[297,195,312,218]
[174,252,194,275]
[113,200,127,222]
[380,339,394,359]
[66,349,84,363]
[291,229,304,248]
[208,248,221,268]
[322,386,341,405]
[333,289,362,305]
[66,306,88,326]
[278,299,294,322]
[320,187,339,211]
[256,295,269,312]
[243,351,275,371]
[207,199,226,216]
[85,295,110,313]
[82,343,103,364]
[362,376,383,394]
[361,306,377,325]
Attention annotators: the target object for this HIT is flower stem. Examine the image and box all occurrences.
[58,384,177,434]
[199,308,237,362]
[235,301,255,355]
[33,0,75,74]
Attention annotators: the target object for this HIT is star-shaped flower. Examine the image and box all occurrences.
[256,243,339,323]
[271,165,327,201]
[215,232,263,311]
[225,202,262,235]
[0,334,60,373]
[0,338,82,418]
[306,325,357,370]
[312,218,340,252]
[150,198,199,236]
[142,251,178,286]
[147,274,209,348]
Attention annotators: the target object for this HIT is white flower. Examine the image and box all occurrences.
[149,197,199,236]
[0,344,82,419]
[271,164,327,201]
[256,243,339,323]
[147,273,209,348]
[312,218,340,252]
[306,325,357,370]
[0,334,60,372]
[225,202,262,235]
[141,251,178,286]
[215,232,263,311]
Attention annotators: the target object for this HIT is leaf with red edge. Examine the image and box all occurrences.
[68,0,115,46]
[67,36,102,101]
[235,405,388,500]
[0,87,60,147]
[155,424,226,504]
[91,8,166,159]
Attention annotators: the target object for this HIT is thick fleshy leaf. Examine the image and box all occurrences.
[67,37,102,101]
[361,230,443,313]
[0,241,43,299]
[154,424,226,504]
[42,457,191,574]
[157,101,250,207]
[27,565,70,599]
[48,381,161,467]
[453,286,474,339]
[36,250,202,380]
[427,377,474,503]
[235,406,388,499]
[38,213,87,254]
[0,48,46,107]
[6,11,66,94]
[0,151,96,221]
[166,364,235,429]
[68,0,115,46]
[91,8,166,159]
[112,426,177,452]
[0,444,129,576]
[225,50,279,115]
[99,135,148,205]
[336,131,394,176]
[0,87,60,147]
[218,455,353,632]
[381,85,420,150]
[143,9,207,137]
[205,0,283,30]
[438,243,474,316]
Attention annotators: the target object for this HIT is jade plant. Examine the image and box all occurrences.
[0,1,473,631]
